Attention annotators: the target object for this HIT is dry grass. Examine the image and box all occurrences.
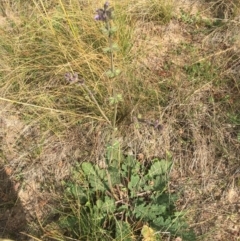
[0,0,240,240]
[207,0,240,19]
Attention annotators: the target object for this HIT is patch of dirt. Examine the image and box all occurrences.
[0,104,100,238]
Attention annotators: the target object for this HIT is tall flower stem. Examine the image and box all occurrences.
[106,20,118,131]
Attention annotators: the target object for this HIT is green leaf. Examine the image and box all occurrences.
[92,205,105,221]
[106,141,122,163]
[148,160,172,177]
[105,69,121,78]
[133,203,147,219]
[153,216,164,227]
[163,217,172,226]
[102,44,119,53]
[88,175,106,191]
[68,184,88,204]
[153,216,173,229]
[108,166,121,185]
[141,204,166,220]
[59,216,78,229]
[102,197,116,213]
[117,204,129,212]
[82,162,95,175]
[121,163,128,174]
[128,175,140,197]
[110,26,118,33]
[144,186,154,192]
[116,93,123,101]
[152,176,166,191]
[101,26,110,35]
[81,162,108,191]
[109,93,123,105]
[109,97,115,105]
[125,155,135,164]
[96,199,103,209]
[174,211,184,217]
[129,175,140,188]
[129,174,140,187]
[111,43,119,51]
[102,47,111,53]
[150,204,166,216]
[115,221,133,241]
[139,176,149,190]
[114,68,121,76]
[106,70,115,78]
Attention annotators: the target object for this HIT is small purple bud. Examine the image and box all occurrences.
[64,72,71,82]
[94,14,100,20]
[65,72,84,85]
[104,1,110,10]
[72,73,78,82]
[95,9,105,21]
[94,2,113,21]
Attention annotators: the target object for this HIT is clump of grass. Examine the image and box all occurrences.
[206,0,240,19]
[0,0,165,131]
[128,0,173,24]
[0,0,121,128]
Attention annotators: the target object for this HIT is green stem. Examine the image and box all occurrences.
[106,169,119,201]
[106,20,118,131]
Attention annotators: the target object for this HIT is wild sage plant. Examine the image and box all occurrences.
[61,3,196,240]
[95,1,122,131]
[65,1,122,130]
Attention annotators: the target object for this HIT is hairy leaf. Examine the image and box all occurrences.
[101,197,116,213]
[82,162,95,175]
[148,160,172,177]
[115,221,133,241]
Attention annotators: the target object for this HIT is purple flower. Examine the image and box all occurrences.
[65,72,85,85]
[95,9,106,21]
[94,2,113,22]
[104,1,110,10]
